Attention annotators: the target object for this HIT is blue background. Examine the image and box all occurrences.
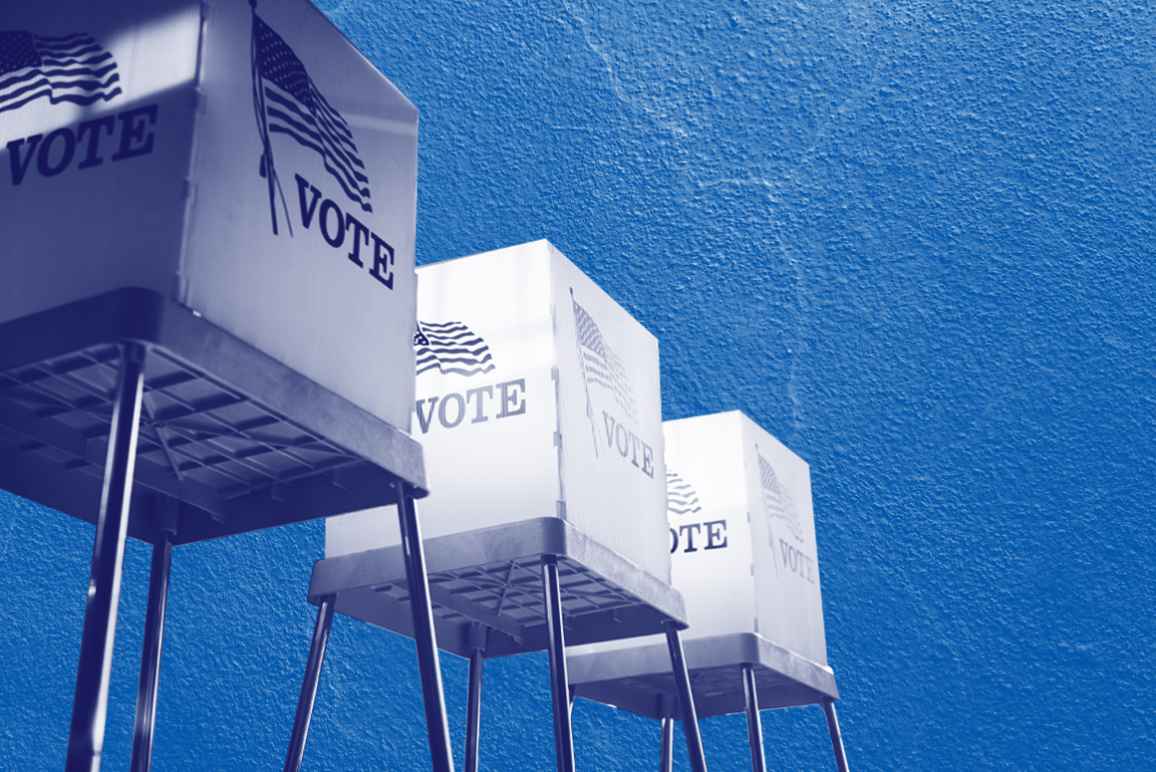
[2,0,1154,769]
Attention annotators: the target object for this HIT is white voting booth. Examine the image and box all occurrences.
[0,2,454,770]
[0,0,418,427]
[569,412,850,772]
[328,240,665,575]
[313,241,709,772]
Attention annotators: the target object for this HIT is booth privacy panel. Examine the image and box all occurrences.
[550,243,668,583]
[327,242,561,555]
[0,0,418,431]
[664,412,758,638]
[182,0,418,431]
[0,0,202,326]
[741,415,828,666]
[327,241,670,584]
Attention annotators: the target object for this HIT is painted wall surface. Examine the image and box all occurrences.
[0,1,1152,769]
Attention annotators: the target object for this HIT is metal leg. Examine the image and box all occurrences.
[284,597,336,772]
[464,649,484,772]
[66,342,147,772]
[742,665,766,772]
[659,717,674,772]
[130,535,174,772]
[664,625,709,772]
[396,485,456,772]
[822,699,850,772]
[542,556,576,772]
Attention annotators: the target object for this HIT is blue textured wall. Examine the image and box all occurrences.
[2,1,1154,768]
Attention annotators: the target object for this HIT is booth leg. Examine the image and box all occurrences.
[664,625,709,772]
[822,699,850,772]
[542,556,576,772]
[130,535,174,772]
[66,342,147,772]
[284,597,336,772]
[741,665,767,772]
[396,485,456,772]
[464,649,484,772]
[659,717,675,772]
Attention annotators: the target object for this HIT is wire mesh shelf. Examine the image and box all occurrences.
[0,289,425,544]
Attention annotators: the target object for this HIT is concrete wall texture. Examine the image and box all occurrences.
[1,0,1153,769]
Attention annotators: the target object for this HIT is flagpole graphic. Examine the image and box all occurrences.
[571,288,600,457]
[758,443,803,575]
[250,0,373,235]
[250,0,291,236]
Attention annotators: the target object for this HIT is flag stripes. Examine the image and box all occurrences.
[572,298,636,418]
[759,453,803,540]
[666,470,702,516]
[415,321,496,377]
[252,15,372,212]
[0,30,122,115]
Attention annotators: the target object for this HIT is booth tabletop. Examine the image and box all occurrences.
[0,289,426,546]
[568,633,839,719]
[311,517,688,658]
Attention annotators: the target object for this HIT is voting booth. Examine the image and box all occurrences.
[302,241,707,772]
[0,2,454,770]
[568,412,850,772]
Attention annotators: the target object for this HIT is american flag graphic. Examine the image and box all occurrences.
[572,296,635,418]
[251,12,371,233]
[758,453,803,541]
[0,30,121,116]
[666,470,702,517]
[414,321,496,377]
